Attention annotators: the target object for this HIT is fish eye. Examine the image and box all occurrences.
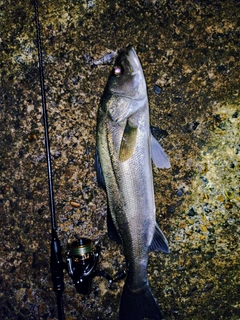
[113,65,123,76]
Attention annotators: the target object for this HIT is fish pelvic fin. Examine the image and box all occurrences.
[107,207,122,244]
[149,224,170,253]
[119,283,163,320]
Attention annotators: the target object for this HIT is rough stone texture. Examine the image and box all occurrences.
[0,0,239,319]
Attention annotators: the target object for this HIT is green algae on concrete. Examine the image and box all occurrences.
[174,100,239,251]
[163,100,240,319]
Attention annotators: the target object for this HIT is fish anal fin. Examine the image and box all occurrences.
[149,224,170,253]
[119,120,138,162]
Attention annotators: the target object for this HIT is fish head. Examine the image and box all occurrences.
[102,46,147,124]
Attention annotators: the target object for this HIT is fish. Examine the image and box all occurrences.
[95,46,170,320]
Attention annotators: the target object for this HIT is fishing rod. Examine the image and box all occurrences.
[33,1,125,319]
[33,1,65,319]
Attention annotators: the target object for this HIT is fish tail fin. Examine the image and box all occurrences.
[119,283,163,320]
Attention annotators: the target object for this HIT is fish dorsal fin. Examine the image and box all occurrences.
[94,148,106,191]
[149,224,170,253]
[151,134,170,169]
[119,120,138,162]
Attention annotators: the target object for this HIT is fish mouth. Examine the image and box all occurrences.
[117,46,141,75]
[125,46,142,75]
[110,46,146,101]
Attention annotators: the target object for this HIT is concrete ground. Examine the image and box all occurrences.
[1,0,239,319]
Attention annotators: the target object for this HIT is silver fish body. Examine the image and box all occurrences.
[96,46,170,320]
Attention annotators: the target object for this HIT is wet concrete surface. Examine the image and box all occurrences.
[0,0,240,319]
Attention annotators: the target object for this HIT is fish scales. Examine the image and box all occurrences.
[107,114,153,287]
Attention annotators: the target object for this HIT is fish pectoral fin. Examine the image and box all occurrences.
[119,120,138,162]
[94,148,106,191]
[107,208,122,244]
[149,224,170,253]
[151,134,171,169]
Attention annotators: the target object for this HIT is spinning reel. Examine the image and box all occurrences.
[51,230,125,298]
[66,238,125,295]
[66,238,99,295]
